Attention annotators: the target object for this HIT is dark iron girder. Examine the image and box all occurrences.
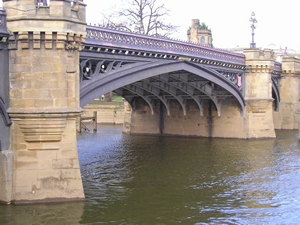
[148,75,204,116]
[271,62,282,111]
[129,82,171,116]
[0,98,11,126]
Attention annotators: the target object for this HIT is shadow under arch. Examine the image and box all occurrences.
[80,60,245,114]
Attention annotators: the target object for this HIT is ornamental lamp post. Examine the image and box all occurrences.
[249,12,257,48]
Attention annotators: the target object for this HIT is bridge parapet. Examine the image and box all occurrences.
[0,8,8,37]
[86,26,245,66]
[274,61,282,74]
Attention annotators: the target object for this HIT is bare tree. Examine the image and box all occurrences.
[103,0,176,37]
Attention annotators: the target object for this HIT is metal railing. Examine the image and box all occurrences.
[86,25,246,66]
[0,8,7,34]
[274,61,282,73]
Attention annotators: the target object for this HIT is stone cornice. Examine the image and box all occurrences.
[282,70,300,77]
[8,107,83,116]
[8,31,86,50]
[6,17,86,26]
[246,64,274,73]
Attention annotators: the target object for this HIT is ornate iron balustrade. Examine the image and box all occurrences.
[274,61,282,74]
[0,8,8,35]
[86,25,246,66]
[0,8,9,46]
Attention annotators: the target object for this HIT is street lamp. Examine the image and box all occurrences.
[249,12,257,48]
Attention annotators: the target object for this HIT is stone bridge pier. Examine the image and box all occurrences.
[244,49,276,138]
[0,0,86,204]
[274,56,300,130]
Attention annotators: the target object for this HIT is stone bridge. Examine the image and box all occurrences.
[0,0,299,204]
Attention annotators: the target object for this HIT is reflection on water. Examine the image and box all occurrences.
[0,202,85,225]
[1,126,300,225]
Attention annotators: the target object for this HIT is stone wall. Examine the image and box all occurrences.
[125,98,246,138]
[82,103,125,124]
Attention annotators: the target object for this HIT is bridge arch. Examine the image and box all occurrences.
[80,60,245,115]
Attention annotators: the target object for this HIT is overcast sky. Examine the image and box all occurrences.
[85,0,300,51]
[1,0,299,50]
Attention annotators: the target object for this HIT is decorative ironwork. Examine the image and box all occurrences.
[80,59,135,81]
[216,70,244,91]
[273,61,282,75]
[0,8,8,35]
[249,12,257,48]
[86,25,246,66]
[0,8,8,49]
[80,57,245,95]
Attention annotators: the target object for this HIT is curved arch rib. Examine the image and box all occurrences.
[168,74,222,116]
[121,86,155,115]
[140,80,187,116]
[132,82,171,116]
[152,75,204,116]
[114,89,136,113]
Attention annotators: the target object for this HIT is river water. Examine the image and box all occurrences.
[0,125,300,225]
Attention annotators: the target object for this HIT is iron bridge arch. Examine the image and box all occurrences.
[80,58,246,116]
[79,25,282,116]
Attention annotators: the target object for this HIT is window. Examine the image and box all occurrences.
[200,36,205,44]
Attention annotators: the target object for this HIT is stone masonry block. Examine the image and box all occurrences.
[52,159,74,169]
